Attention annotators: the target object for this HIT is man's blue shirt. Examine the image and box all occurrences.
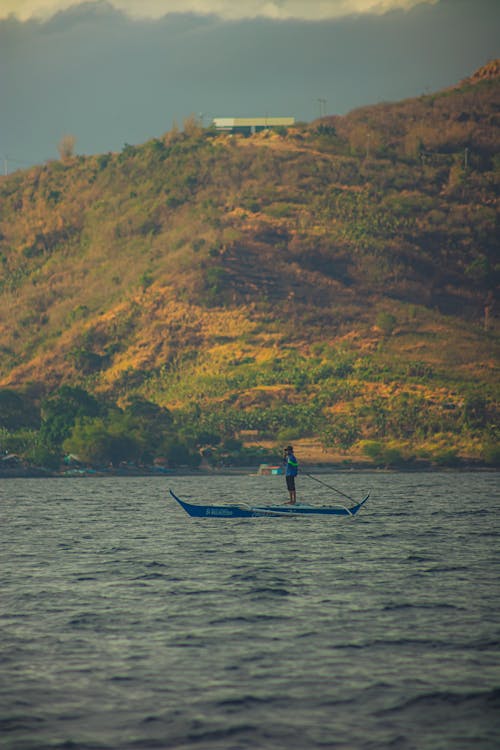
[285,453,298,476]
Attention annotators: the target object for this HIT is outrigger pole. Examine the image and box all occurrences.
[303,472,358,503]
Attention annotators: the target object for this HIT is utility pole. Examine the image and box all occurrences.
[317,98,327,118]
[1,154,30,174]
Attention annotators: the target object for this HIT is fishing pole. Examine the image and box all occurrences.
[303,472,357,503]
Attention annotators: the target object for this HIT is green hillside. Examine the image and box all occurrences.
[0,63,499,470]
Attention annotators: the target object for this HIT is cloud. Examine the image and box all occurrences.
[1,0,498,167]
[0,0,439,22]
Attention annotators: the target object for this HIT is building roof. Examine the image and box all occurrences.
[213,117,295,128]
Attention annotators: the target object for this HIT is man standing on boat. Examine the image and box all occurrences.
[283,445,298,504]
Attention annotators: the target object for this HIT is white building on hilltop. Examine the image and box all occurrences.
[212,117,295,134]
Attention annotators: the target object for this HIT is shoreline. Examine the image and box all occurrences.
[0,463,497,479]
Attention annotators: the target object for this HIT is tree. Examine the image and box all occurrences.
[122,396,173,446]
[321,417,360,452]
[0,389,40,430]
[63,414,145,466]
[160,437,201,468]
[40,386,102,447]
[58,134,76,160]
[183,114,202,137]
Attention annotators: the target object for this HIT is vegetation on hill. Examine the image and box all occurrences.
[0,63,499,471]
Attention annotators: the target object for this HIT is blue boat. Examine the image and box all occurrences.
[169,489,369,518]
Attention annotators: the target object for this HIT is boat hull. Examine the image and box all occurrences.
[169,489,369,518]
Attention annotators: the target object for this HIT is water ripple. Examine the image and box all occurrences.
[0,472,499,750]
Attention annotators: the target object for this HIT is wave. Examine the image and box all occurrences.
[382,602,463,611]
[208,613,287,625]
[0,715,44,733]
[249,586,291,597]
[378,687,500,714]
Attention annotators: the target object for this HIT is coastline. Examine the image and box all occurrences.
[0,462,497,479]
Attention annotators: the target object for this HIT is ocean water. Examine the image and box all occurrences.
[0,471,499,750]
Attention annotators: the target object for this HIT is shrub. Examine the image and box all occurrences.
[361,440,411,467]
[223,437,243,451]
[376,311,397,336]
[27,444,61,470]
[406,361,434,380]
[382,447,407,467]
[139,271,153,291]
[276,428,301,445]
[361,440,384,463]
[481,442,500,466]
[96,153,111,170]
[68,347,107,374]
[321,418,360,451]
[432,448,460,467]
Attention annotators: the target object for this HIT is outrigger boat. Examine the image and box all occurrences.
[169,489,369,518]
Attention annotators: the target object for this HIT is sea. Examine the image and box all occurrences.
[1,471,499,750]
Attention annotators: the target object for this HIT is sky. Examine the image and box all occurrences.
[1,0,499,168]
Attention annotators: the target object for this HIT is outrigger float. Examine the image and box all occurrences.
[169,489,370,519]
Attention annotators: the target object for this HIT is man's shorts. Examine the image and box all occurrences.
[286,475,296,491]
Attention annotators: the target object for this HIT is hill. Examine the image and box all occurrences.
[0,63,499,470]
